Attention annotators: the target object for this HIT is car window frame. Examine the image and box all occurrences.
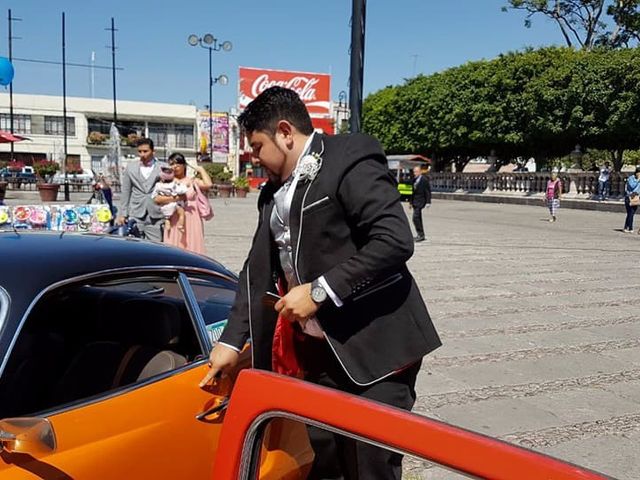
[0,286,9,349]
[0,265,236,417]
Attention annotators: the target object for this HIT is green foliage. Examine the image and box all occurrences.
[363,46,640,171]
[33,160,60,182]
[232,175,250,189]
[200,162,232,183]
[623,148,640,165]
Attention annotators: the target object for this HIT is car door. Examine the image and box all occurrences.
[211,370,608,480]
[0,270,236,480]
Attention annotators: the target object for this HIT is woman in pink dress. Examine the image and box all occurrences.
[154,153,213,254]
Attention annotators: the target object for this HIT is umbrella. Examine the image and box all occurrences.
[0,130,29,143]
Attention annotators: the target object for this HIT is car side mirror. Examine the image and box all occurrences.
[0,417,57,455]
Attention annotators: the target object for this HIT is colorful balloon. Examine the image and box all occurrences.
[0,57,15,86]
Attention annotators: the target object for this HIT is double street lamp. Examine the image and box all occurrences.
[188,33,231,161]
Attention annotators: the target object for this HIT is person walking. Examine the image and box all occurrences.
[200,87,441,479]
[545,170,562,222]
[410,165,431,242]
[116,138,165,242]
[154,153,213,254]
[623,166,640,233]
[597,162,612,200]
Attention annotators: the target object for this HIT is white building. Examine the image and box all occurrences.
[0,93,199,174]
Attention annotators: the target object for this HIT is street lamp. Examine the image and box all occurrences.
[338,90,348,133]
[338,90,347,108]
[188,33,232,161]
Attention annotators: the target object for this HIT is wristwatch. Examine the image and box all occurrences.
[310,279,328,304]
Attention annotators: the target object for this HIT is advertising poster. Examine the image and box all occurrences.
[239,67,331,116]
[197,111,229,158]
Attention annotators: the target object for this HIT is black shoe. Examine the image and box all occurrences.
[414,236,425,242]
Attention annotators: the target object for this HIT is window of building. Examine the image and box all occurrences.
[44,116,76,136]
[148,124,168,148]
[175,125,195,149]
[0,114,32,134]
[87,119,112,135]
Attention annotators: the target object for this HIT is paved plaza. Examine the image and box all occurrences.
[203,195,639,480]
[3,190,639,478]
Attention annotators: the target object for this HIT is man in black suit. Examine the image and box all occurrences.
[410,165,432,242]
[200,87,441,479]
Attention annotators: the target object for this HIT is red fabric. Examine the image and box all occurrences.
[271,282,305,378]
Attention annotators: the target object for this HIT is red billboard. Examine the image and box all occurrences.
[239,67,331,117]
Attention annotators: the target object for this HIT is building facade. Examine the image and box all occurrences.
[0,93,199,174]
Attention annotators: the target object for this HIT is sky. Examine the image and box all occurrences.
[1,0,568,112]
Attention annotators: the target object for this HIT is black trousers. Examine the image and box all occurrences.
[299,337,421,480]
[412,206,424,238]
[624,196,638,230]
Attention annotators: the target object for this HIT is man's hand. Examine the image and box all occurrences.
[199,343,240,388]
[275,283,319,324]
[115,216,126,226]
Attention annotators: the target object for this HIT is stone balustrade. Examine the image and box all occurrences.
[430,172,630,199]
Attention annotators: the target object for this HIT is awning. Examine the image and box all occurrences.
[0,130,30,143]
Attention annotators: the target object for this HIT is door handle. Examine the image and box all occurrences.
[196,397,229,421]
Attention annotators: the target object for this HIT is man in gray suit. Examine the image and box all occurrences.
[116,138,165,242]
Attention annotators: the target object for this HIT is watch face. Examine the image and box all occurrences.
[312,286,327,303]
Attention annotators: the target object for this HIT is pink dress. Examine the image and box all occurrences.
[163,178,206,255]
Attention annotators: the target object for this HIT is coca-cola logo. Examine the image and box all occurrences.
[250,74,320,102]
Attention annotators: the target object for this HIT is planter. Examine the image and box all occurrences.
[38,183,60,202]
[217,184,233,198]
[0,182,6,202]
[235,187,249,198]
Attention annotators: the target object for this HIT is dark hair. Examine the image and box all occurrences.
[635,166,640,174]
[136,137,154,150]
[238,86,314,136]
[167,152,186,165]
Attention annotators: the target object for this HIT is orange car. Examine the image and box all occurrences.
[0,233,607,479]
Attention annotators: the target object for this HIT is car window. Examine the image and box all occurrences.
[186,274,237,344]
[0,274,203,418]
[248,417,469,480]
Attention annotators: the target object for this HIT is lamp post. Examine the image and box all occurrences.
[337,90,348,133]
[188,33,231,162]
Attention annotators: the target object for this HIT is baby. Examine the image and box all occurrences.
[152,166,188,233]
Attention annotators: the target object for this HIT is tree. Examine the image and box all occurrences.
[363,47,640,171]
[503,0,640,49]
[607,0,640,46]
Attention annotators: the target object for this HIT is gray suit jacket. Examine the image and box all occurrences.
[119,159,165,220]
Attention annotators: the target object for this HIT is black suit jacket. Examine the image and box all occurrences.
[411,174,432,209]
[219,133,441,385]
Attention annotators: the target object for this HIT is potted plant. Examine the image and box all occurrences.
[7,160,24,174]
[33,159,61,202]
[201,163,233,197]
[125,133,140,146]
[87,131,108,145]
[232,175,250,198]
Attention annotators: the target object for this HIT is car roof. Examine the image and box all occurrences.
[0,231,236,312]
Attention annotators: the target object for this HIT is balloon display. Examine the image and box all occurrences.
[0,57,15,86]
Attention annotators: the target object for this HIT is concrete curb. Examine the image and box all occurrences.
[432,192,627,213]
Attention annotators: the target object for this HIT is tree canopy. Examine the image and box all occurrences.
[503,1,640,49]
[362,47,640,171]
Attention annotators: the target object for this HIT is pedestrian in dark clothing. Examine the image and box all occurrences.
[410,165,431,242]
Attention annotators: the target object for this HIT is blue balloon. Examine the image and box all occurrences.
[0,57,15,86]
